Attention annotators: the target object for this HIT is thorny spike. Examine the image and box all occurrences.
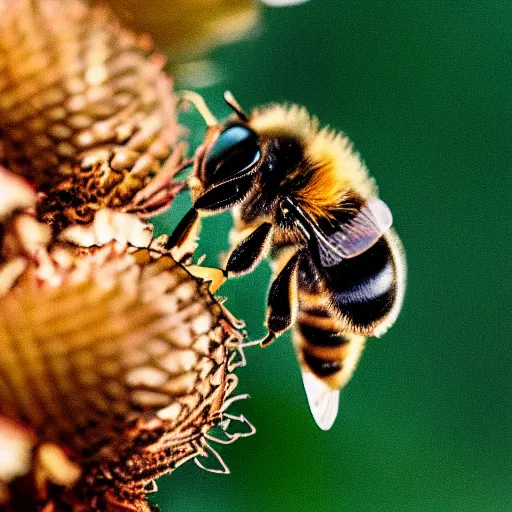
[221,413,256,439]
[223,374,241,400]
[203,408,256,447]
[227,344,249,372]
[143,480,158,494]
[221,394,251,413]
[204,414,256,446]
[130,142,188,206]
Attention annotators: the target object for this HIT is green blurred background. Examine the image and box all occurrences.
[152,1,512,510]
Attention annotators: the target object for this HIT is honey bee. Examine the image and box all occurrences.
[171,91,406,429]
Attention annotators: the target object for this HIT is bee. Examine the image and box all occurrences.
[170,91,406,429]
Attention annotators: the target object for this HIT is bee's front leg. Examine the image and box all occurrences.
[166,208,200,262]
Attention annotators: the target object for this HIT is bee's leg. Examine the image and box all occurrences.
[194,172,257,212]
[263,251,303,347]
[165,208,200,262]
[225,222,273,276]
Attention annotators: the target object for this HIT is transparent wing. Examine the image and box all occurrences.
[315,198,393,267]
[301,371,340,430]
[285,197,393,268]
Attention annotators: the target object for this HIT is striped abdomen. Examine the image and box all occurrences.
[294,229,405,390]
[293,307,366,391]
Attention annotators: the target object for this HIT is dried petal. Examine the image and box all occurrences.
[0,167,36,222]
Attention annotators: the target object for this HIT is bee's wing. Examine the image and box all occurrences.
[312,199,393,268]
[301,370,339,430]
[285,197,393,268]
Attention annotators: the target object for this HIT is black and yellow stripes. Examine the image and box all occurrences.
[293,296,366,391]
[324,230,405,336]
[287,229,405,392]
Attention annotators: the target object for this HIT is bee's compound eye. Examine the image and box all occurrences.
[204,125,261,187]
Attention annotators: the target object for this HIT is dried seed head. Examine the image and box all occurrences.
[0,0,185,230]
[0,2,253,509]
[0,205,247,508]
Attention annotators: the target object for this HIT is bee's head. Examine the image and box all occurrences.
[183,92,377,225]
[182,92,263,214]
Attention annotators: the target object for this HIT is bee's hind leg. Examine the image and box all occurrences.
[262,250,303,347]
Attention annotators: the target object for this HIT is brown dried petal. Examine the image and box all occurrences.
[0,166,51,264]
[0,166,36,222]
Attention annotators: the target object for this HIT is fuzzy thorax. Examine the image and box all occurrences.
[249,104,378,220]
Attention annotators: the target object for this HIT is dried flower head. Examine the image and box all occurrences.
[0,181,249,509]
[0,0,185,230]
[0,2,253,509]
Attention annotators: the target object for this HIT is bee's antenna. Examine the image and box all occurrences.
[179,91,218,127]
[224,91,249,122]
